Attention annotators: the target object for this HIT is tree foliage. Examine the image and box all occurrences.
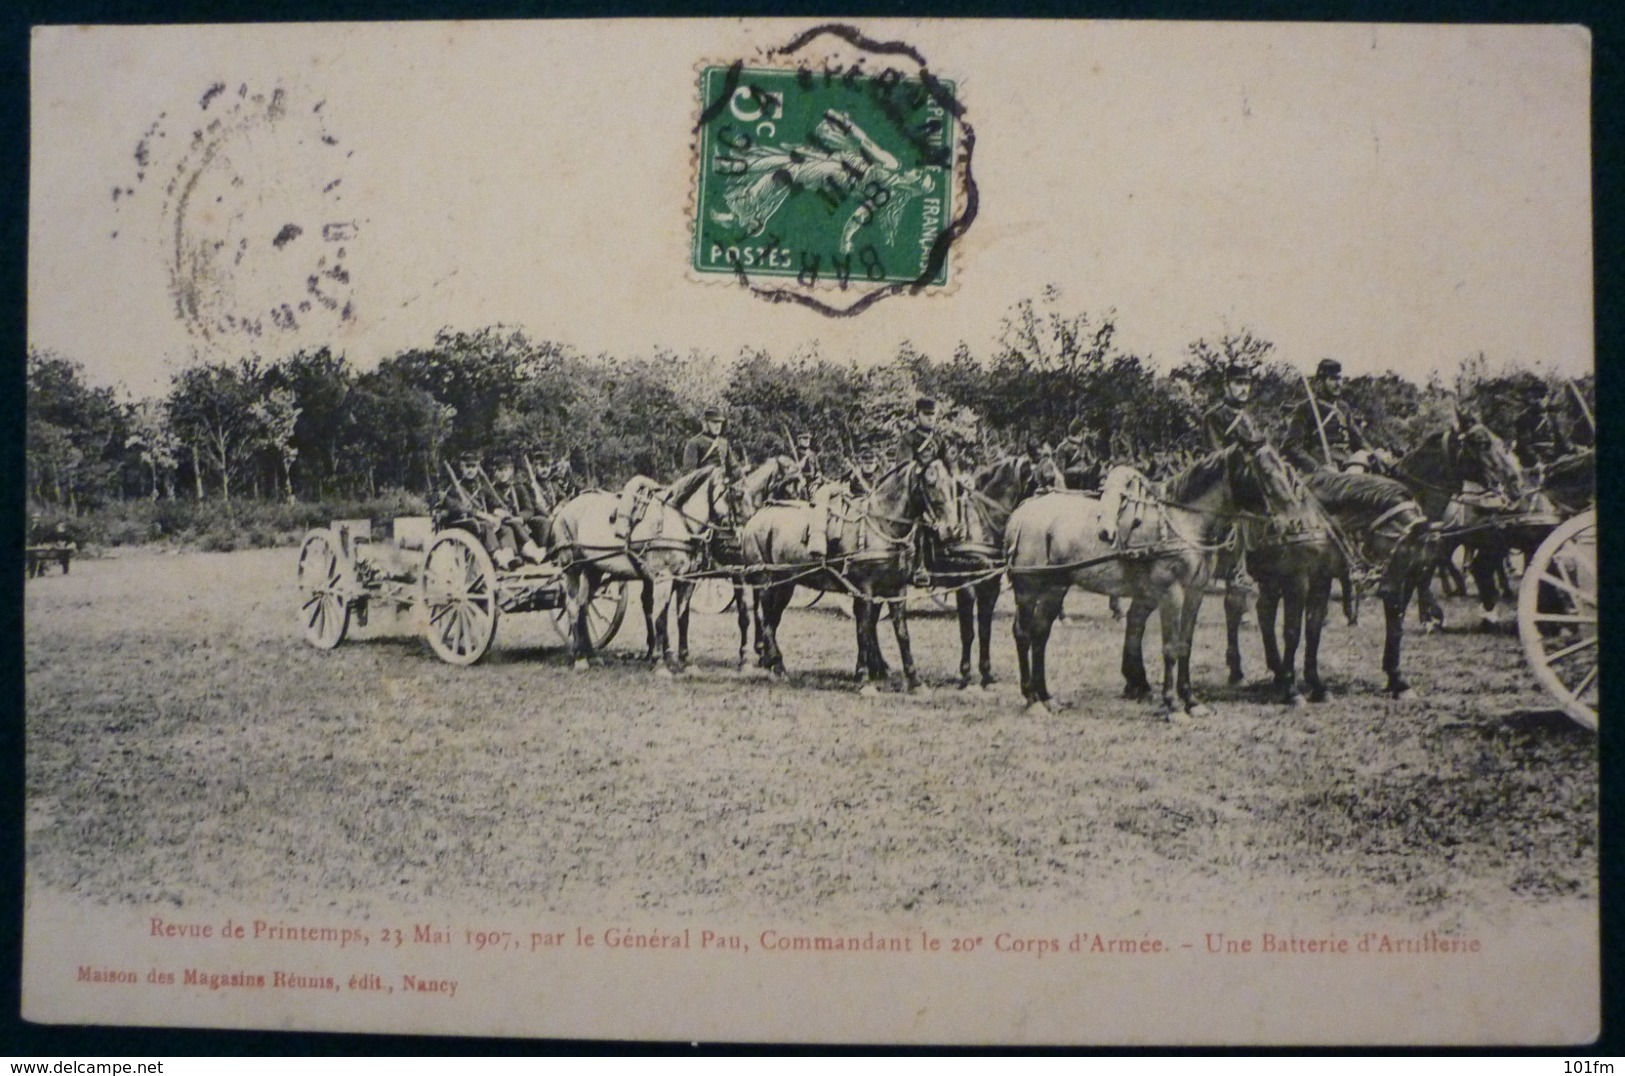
[27,294,1592,523]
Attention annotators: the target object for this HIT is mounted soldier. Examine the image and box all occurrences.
[1202,357,1268,453]
[1053,417,1103,491]
[896,396,946,468]
[1283,357,1369,472]
[682,406,744,480]
[1032,439,1067,494]
[1200,359,1265,613]
[780,429,822,500]
[1512,381,1572,469]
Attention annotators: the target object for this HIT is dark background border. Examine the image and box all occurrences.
[2,0,1617,1057]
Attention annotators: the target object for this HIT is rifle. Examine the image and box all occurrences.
[441,459,476,521]
[523,454,547,511]
[474,463,516,517]
[1299,372,1336,469]
[1568,379,1596,436]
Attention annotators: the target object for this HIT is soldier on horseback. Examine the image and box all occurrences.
[1199,358,1264,607]
[1512,381,1572,469]
[784,429,822,500]
[682,406,744,480]
[1053,417,1101,491]
[897,396,946,467]
[1284,358,1369,472]
[1202,357,1268,452]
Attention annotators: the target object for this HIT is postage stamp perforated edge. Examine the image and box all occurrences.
[682,36,973,309]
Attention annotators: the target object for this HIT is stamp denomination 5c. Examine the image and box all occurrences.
[693,63,958,295]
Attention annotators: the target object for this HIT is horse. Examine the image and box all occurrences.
[1388,415,1535,628]
[923,453,1039,689]
[1223,459,1439,703]
[549,464,732,674]
[740,457,961,694]
[651,455,800,672]
[1004,441,1297,715]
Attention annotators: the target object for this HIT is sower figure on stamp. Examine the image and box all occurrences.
[487,452,549,564]
[436,451,523,570]
[1283,358,1369,473]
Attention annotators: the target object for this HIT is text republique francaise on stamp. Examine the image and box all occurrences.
[691,37,970,315]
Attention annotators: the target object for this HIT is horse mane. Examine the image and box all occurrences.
[1160,448,1231,503]
[973,453,1028,494]
[741,457,784,502]
[666,465,718,509]
[1306,470,1412,513]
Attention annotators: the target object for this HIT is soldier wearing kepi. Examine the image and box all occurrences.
[897,396,946,468]
[1053,417,1104,491]
[1512,381,1572,469]
[682,406,744,480]
[436,451,521,570]
[788,429,821,499]
[1202,358,1268,453]
[487,452,549,564]
[1283,357,1368,472]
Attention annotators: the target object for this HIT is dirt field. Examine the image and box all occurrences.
[25,548,1595,929]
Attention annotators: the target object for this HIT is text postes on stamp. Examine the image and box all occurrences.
[693,45,966,313]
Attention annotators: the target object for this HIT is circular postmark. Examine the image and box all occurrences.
[113,80,358,349]
[690,23,978,317]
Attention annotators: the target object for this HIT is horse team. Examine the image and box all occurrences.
[541,412,1583,717]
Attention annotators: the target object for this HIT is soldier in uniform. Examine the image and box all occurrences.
[843,446,882,496]
[486,452,548,564]
[436,451,522,569]
[1032,439,1067,493]
[787,430,822,500]
[1283,358,1368,472]
[1053,417,1103,491]
[1201,358,1268,453]
[1512,381,1572,469]
[897,396,946,468]
[682,406,744,479]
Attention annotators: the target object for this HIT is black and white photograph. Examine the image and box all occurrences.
[23,18,1598,1044]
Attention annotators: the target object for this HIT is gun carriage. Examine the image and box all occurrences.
[297,516,628,667]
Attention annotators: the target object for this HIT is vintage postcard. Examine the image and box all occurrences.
[24,19,1597,1044]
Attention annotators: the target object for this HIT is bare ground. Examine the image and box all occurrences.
[25,548,1596,929]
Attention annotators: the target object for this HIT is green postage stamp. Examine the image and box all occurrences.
[693,65,959,290]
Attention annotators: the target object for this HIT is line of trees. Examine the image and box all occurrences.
[27,289,1592,517]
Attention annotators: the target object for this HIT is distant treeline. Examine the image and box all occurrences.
[28,289,1591,524]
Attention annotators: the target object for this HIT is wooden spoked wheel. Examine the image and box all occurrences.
[547,580,630,650]
[1518,510,1597,729]
[421,529,500,666]
[297,528,351,650]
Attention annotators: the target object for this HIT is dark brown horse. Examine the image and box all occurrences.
[740,458,960,693]
[1388,416,1533,628]
[1225,461,1438,703]
[924,453,1039,690]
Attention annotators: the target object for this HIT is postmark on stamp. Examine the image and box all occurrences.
[691,24,977,316]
